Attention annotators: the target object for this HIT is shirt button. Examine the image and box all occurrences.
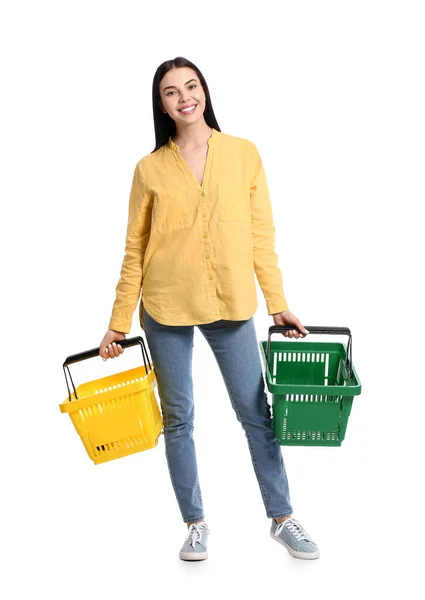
[202,212,207,216]
[201,191,205,197]
[205,254,210,259]
[209,275,213,280]
[204,233,208,238]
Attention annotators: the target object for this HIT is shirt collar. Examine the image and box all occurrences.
[167,127,216,152]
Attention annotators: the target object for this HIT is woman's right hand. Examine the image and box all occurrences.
[99,329,127,361]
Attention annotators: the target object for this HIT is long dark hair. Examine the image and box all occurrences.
[151,56,221,153]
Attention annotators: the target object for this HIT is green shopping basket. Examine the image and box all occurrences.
[259,326,361,446]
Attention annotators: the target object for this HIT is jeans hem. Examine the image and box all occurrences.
[185,517,205,524]
[268,512,293,519]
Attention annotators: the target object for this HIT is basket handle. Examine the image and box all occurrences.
[62,336,153,402]
[265,326,353,381]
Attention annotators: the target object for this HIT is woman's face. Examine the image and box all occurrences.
[159,67,206,125]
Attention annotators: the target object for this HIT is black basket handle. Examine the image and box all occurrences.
[265,326,353,380]
[63,336,153,402]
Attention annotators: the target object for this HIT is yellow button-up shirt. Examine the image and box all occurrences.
[108,127,289,333]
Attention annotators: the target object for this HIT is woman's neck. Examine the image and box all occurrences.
[171,122,213,150]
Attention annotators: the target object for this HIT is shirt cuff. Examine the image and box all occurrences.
[266,296,289,315]
[108,315,131,334]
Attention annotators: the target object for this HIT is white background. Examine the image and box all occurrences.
[1,0,424,597]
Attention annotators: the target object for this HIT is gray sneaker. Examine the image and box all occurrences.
[179,522,211,561]
[270,517,320,559]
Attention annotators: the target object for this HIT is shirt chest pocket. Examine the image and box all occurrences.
[153,192,194,235]
[218,184,251,222]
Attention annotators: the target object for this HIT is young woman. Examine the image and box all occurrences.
[99,57,320,561]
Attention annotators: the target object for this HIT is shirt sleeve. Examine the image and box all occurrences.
[108,160,153,333]
[249,142,289,315]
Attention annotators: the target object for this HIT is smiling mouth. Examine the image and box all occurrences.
[179,104,198,114]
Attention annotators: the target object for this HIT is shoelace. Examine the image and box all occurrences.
[275,518,311,542]
[187,522,210,548]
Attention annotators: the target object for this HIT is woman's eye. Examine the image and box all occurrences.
[166,84,197,96]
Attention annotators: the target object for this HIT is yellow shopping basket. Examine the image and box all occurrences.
[59,336,163,465]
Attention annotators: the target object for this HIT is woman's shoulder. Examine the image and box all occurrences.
[218,132,261,166]
[216,129,257,151]
[136,152,155,168]
[132,149,170,186]
[133,152,159,178]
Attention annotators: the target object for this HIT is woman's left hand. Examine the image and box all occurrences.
[272,310,309,338]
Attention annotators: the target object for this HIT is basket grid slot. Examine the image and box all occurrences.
[285,393,340,403]
[280,421,340,442]
[270,350,333,386]
[93,374,150,396]
[282,351,327,363]
[94,434,147,456]
[277,392,343,441]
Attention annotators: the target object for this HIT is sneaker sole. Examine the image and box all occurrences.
[179,550,208,561]
[270,531,320,560]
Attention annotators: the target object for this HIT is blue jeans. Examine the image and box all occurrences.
[142,304,293,524]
